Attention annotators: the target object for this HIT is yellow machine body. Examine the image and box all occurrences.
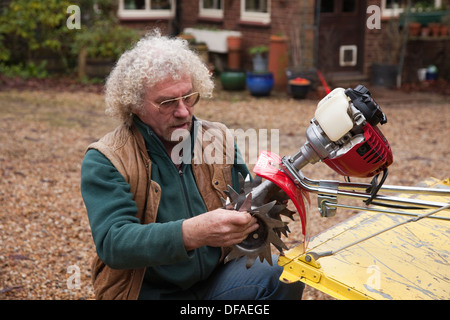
[278,178,450,300]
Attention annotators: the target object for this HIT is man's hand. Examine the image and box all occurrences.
[182,208,259,251]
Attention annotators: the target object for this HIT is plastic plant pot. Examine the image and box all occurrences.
[220,70,246,90]
[246,71,274,97]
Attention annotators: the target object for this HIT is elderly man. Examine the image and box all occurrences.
[80,31,304,300]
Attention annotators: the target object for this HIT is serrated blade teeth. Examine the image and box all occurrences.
[223,182,291,268]
[221,197,234,210]
[279,208,296,220]
[226,185,240,204]
[262,245,273,265]
[245,255,257,269]
[253,200,276,214]
[224,247,246,264]
[239,193,252,212]
[244,174,262,194]
[268,229,288,250]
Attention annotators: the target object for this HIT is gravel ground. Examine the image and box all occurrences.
[0,82,449,300]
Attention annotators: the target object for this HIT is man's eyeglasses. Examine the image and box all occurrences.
[149,92,200,114]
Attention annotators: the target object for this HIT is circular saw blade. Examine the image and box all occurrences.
[223,173,291,268]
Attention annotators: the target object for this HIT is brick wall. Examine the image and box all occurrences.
[118,1,350,75]
[119,0,450,82]
[178,0,316,71]
[364,0,383,76]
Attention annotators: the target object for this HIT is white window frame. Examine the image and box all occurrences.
[118,0,175,19]
[199,0,224,19]
[381,0,442,18]
[240,0,271,24]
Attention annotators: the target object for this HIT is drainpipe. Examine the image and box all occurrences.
[172,0,182,36]
[314,0,321,72]
[397,0,411,88]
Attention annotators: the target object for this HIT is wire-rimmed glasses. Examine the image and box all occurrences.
[148,92,200,115]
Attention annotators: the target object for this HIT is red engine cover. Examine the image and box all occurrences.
[323,123,393,178]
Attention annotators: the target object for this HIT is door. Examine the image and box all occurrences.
[317,0,366,74]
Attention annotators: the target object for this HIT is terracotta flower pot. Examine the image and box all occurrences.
[440,25,449,36]
[429,23,441,37]
[408,22,421,37]
[268,35,288,90]
[227,36,242,51]
[227,36,243,70]
[228,51,242,70]
[178,33,195,44]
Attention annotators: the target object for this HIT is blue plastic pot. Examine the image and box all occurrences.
[246,71,274,97]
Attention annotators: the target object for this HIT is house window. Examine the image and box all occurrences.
[199,0,223,19]
[241,0,271,24]
[320,0,356,13]
[382,0,442,17]
[320,0,334,13]
[342,0,356,13]
[118,0,175,19]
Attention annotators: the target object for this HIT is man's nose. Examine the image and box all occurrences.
[173,99,191,117]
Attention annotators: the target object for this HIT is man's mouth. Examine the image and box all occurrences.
[172,122,190,130]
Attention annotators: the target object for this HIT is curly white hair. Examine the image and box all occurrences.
[105,30,214,126]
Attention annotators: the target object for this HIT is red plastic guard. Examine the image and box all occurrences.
[253,151,310,238]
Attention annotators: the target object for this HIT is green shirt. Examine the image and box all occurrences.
[81,116,250,299]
